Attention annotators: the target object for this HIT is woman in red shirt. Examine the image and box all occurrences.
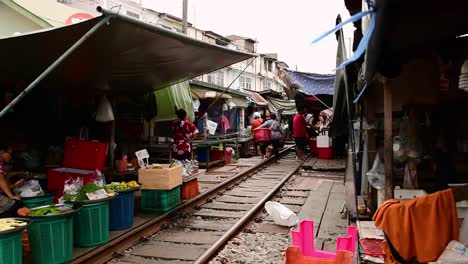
[172,109,199,161]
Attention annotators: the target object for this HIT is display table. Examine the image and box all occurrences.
[139,143,172,163]
[192,138,237,170]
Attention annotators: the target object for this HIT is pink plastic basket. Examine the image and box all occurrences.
[254,128,271,142]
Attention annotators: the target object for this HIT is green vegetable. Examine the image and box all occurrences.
[30,206,62,216]
[76,183,103,201]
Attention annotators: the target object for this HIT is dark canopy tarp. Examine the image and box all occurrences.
[0,13,254,95]
[266,96,296,115]
[365,0,468,82]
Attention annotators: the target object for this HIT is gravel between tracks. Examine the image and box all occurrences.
[209,232,290,264]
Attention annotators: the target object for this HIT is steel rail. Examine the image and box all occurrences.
[193,156,304,263]
[71,146,294,264]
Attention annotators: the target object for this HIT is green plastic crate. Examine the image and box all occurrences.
[22,195,54,209]
[0,231,22,264]
[73,201,109,247]
[27,215,74,264]
[141,186,181,213]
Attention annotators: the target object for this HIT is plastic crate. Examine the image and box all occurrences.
[0,230,22,264]
[254,128,271,143]
[309,138,318,156]
[318,147,333,159]
[73,201,110,247]
[181,178,200,200]
[22,195,54,209]
[110,191,135,230]
[141,186,181,213]
[209,150,224,161]
[27,215,74,264]
[197,149,208,162]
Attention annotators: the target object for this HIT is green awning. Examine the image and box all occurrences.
[266,96,296,115]
[155,81,194,122]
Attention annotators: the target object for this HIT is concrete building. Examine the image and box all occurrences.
[55,0,287,95]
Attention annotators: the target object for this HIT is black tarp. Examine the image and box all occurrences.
[0,13,253,95]
[365,0,468,82]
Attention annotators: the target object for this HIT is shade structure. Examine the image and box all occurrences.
[248,91,269,106]
[0,9,254,95]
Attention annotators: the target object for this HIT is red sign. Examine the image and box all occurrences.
[66,13,94,25]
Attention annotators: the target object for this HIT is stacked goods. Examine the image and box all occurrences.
[137,157,182,213]
[106,181,140,231]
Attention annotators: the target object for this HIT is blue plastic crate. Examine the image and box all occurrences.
[109,190,135,230]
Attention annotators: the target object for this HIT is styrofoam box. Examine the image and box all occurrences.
[317,135,331,148]
[394,186,427,200]
[448,184,468,219]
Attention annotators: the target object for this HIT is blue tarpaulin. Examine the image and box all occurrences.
[282,69,335,96]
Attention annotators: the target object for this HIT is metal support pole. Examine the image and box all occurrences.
[182,0,188,34]
[0,16,111,119]
[383,79,394,200]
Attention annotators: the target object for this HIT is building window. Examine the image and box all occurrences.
[239,76,252,90]
[207,71,223,86]
[126,10,140,19]
[215,71,224,86]
[264,81,272,90]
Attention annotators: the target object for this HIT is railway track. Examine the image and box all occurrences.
[73,148,303,264]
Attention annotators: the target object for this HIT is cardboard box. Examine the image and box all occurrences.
[138,164,182,190]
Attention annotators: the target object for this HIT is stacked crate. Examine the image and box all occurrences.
[138,165,182,213]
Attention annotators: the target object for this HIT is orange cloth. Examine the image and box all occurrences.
[251,118,263,130]
[373,189,459,263]
[284,247,352,264]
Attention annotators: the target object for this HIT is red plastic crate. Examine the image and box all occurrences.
[253,128,271,143]
[181,178,200,200]
[318,147,333,159]
[309,138,318,156]
[209,150,224,160]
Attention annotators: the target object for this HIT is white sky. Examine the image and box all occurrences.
[142,0,353,74]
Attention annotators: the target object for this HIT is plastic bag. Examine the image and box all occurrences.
[59,178,83,203]
[95,95,115,122]
[94,170,106,188]
[265,201,298,227]
[367,154,385,190]
[403,160,418,189]
[14,180,44,198]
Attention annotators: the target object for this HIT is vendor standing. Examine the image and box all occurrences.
[0,145,23,217]
[172,109,199,161]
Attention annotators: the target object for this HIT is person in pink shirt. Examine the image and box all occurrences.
[293,107,309,161]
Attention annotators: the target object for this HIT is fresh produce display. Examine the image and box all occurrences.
[147,164,164,169]
[64,183,116,202]
[105,181,139,191]
[0,219,27,232]
[29,206,62,216]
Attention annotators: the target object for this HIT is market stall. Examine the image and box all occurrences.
[330,0,468,262]
[0,6,254,264]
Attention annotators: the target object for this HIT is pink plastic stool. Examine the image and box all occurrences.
[291,220,358,259]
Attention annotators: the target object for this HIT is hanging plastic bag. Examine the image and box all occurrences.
[367,154,385,190]
[265,201,299,227]
[95,95,114,122]
[403,160,418,189]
